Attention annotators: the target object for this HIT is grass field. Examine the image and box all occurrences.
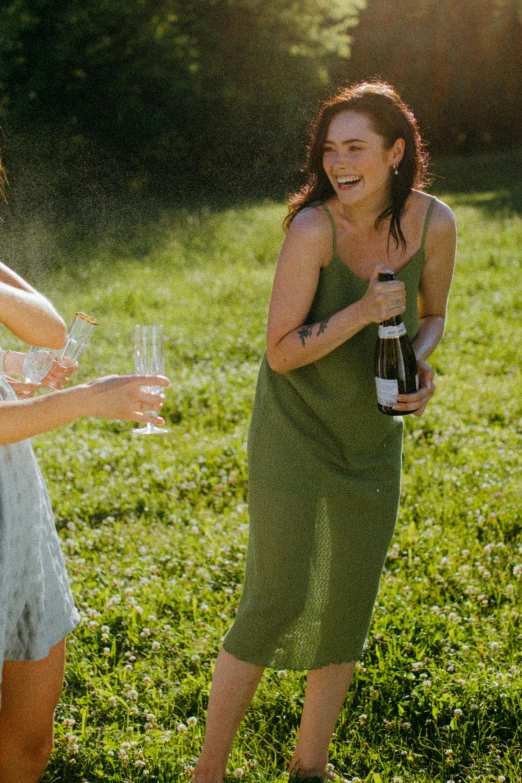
[2,151,522,782]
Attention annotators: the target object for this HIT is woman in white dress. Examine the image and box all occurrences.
[0,156,169,783]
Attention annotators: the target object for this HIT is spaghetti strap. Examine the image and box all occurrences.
[421,197,436,250]
[319,203,338,257]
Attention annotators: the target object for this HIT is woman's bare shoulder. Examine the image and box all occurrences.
[411,190,455,233]
[287,204,332,237]
[284,205,333,267]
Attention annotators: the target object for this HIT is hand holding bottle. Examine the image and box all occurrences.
[361,263,406,324]
[393,359,435,417]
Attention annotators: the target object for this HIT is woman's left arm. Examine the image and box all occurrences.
[0,262,66,348]
[394,199,457,416]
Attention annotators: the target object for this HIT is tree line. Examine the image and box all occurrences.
[0,0,521,203]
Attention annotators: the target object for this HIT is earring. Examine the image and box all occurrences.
[393,165,399,176]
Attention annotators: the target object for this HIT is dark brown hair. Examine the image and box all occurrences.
[285,81,430,251]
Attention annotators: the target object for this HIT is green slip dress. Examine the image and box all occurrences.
[223,197,436,670]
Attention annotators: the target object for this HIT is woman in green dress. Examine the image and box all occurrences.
[192,82,456,782]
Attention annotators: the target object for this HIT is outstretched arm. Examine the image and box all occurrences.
[0,375,169,446]
[0,262,66,348]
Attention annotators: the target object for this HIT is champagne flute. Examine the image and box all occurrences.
[134,325,168,435]
[22,346,56,384]
[48,312,99,388]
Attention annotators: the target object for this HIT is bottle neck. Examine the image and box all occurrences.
[382,314,403,327]
[378,272,403,327]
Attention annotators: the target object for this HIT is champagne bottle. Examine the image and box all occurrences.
[374,272,419,416]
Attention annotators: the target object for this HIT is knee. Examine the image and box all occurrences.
[26,733,55,769]
[0,730,54,778]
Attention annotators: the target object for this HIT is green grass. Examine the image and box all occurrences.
[2,152,522,782]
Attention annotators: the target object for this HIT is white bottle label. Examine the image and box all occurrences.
[375,377,399,407]
[378,323,407,339]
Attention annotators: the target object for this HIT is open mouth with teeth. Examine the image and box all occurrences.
[336,175,362,190]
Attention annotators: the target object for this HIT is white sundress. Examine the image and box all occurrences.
[0,358,79,705]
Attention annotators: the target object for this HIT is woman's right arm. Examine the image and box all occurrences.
[0,375,169,446]
[266,210,407,374]
[0,262,66,348]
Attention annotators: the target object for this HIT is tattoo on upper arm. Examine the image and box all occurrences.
[298,325,313,347]
[317,318,329,336]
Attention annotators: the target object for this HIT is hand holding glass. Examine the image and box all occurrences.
[48,312,98,388]
[134,325,168,435]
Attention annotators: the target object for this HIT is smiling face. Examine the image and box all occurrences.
[322,111,404,210]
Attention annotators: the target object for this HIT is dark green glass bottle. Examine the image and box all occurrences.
[374,272,419,416]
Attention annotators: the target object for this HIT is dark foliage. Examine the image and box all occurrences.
[0,0,520,205]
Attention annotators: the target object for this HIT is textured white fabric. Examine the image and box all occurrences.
[0,362,79,704]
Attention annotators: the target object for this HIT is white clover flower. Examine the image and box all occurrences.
[187,716,198,726]
[200,603,209,612]
[103,647,111,657]
[151,641,161,650]
[453,708,463,717]
[177,723,187,734]
[233,769,245,778]
[498,776,506,782]
[490,641,500,651]
[62,718,76,728]
[277,670,287,678]
[108,696,117,707]
[140,628,151,638]
[135,760,146,768]
[359,714,367,724]
[128,690,138,701]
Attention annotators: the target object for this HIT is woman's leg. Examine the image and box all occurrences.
[192,648,264,783]
[289,660,356,780]
[0,637,66,783]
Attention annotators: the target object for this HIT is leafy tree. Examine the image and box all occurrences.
[0,0,363,198]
